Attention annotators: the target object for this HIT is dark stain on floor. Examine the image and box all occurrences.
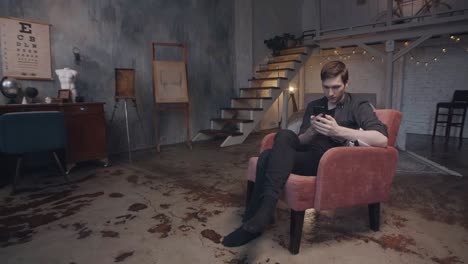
[225,255,249,264]
[149,213,172,238]
[77,228,92,239]
[431,256,463,264]
[110,169,124,176]
[201,229,222,244]
[159,203,171,209]
[126,175,138,184]
[109,193,124,198]
[101,230,119,238]
[128,203,147,212]
[178,225,194,232]
[0,192,104,247]
[389,173,468,229]
[114,251,134,262]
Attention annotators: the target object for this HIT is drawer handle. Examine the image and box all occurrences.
[80,106,87,111]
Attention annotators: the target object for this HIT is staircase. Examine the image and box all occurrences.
[193,46,312,147]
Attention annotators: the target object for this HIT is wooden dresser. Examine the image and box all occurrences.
[0,102,108,171]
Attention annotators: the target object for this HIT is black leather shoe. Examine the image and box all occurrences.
[222,226,261,247]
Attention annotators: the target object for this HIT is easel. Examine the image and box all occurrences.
[110,68,142,163]
[152,42,192,152]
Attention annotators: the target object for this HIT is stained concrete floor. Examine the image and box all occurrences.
[0,133,467,263]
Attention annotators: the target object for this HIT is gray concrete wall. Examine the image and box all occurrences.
[252,0,304,66]
[0,0,236,153]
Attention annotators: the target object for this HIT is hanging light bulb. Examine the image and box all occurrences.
[371,56,375,61]
[456,37,461,42]
[433,57,438,62]
[410,56,414,60]
[348,55,351,59]
[352,50,356,54]
[363,50,367,55]
[334,50,339,55]
[416,61,420,65]
[450,35,455,40]
[404,41,409,47]
[442,48,447,53]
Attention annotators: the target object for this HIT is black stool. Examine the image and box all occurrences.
[432,90,468,144]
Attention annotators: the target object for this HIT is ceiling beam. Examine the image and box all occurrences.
[357,43,386,59]
[315,13,468,41]
[392,34,432,62]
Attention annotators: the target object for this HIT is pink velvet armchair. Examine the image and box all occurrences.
[245,109,402,254]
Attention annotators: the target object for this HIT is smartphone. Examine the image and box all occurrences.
[312,106,326,117]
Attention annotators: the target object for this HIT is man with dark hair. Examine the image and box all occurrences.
[222,61,388,247]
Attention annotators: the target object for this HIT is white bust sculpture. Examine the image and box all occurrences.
[55,67,78,102]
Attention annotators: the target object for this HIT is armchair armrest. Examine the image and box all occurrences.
[259,132,276,153]
[314,146,398,210]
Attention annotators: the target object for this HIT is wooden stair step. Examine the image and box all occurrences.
[240,86,280,90]
[221,107,263,111]
[199,129,243,137]
[268,59,301,64]
[279,45,308,52]
[211,118,254,123]
[248,77,288,81]
[233,97,272,100]
[273,52,307,57]
[256,68,295,73]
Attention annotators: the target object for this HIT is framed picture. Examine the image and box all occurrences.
[0,17,52,80]
[152,60,189,103]
[115,68,135,99]
[57,89,71,102]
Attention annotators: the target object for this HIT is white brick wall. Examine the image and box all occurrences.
[402,42,468,138]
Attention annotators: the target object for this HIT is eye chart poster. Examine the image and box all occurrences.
[0,17,52,80]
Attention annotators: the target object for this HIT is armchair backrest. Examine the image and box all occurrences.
[374,109,402,147]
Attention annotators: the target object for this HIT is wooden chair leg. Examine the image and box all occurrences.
[368,202,380,231]
[246,180,254,207]
[289,209,305,255]
[53,151,69,182]
[12,156,23,193]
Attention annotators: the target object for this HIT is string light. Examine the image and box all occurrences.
[442,48,446,53]
[450,35,455,40]
[334,50,339,55]
[410,56,414,60]
[456,37,461,43]
[404,41,410,47]
[416,61,420,65]
[362,50,367,55]
[352,50,356,54]
[433,57,438,62]
[371,56,375,61]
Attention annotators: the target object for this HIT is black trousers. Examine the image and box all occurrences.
[245,129,337,220]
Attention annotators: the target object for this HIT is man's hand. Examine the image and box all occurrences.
[312,114,342,137]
